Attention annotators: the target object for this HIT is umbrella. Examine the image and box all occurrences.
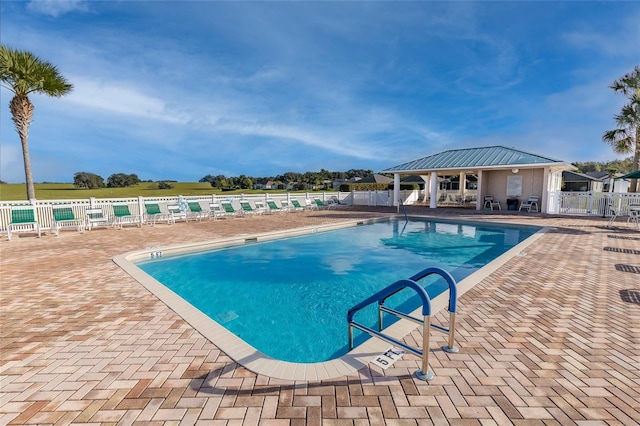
[617,170,640,179]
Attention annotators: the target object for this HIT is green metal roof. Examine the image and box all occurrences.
[382,146,566,173]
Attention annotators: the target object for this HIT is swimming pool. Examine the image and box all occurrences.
[130,217,539,364]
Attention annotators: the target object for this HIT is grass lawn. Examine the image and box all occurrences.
[0,182,291,201]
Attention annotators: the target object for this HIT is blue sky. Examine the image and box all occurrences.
[1,1,638,183]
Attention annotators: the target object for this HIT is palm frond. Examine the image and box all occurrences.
[0,45,73,96]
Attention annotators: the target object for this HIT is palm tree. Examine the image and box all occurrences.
[603,66,640,192]
[0,45,73,200]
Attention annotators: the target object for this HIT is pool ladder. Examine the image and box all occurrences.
[347,267,458,381]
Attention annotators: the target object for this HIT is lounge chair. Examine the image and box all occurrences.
[51,204,85,235]
[112,204,142,228]
[330,196,347,208]
[290,199,305,211]
[280,200,293,211]
[240,201,259,215]
[305,199,318,210]
[7,205,40,240]
[144,203,168,226]
[267,200,284,213]
[187,202,207,221]
[254,200,268,214]
[518,196,539,212]
[85,208,110,230]
[220,201,240,217]
[208,203,225,219]
[167,204,189,223]
[313,198,332,209]
[484,196,501,211]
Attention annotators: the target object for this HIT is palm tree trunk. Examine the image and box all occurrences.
[10,94,36,200]
[20,135,36,200]
[633,127,640,192]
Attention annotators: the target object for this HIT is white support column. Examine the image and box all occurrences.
[430,171,438,209]
[476,170,484,210]
[459,172,466,201]
[542,167,550,214]
[422,175,429,202]
[393,173,400,207]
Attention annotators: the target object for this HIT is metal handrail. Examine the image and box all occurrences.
[347,267,458,381]
[397,198,408,222]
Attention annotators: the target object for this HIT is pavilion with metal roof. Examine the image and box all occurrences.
[382,146,574,213]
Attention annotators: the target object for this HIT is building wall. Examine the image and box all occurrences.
[482,169,545,206]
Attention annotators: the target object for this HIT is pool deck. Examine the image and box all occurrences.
[1,206,639,425]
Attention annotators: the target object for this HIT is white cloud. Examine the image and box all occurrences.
[64,77,191,124]
[27,0,88,17]
[214,119,378,160]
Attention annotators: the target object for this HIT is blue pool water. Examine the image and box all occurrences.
[136,219,538,363]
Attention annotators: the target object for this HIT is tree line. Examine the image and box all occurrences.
[572,157,634,174]
[199,169,374,190]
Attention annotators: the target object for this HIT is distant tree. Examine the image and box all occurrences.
[603,65,640,191]
[237,174,253,189]
[199,174,215,184]
[157,181,174,189]
[572,158,633,174]
[107,173,140,188]
[0,45,73,200]
[73,172,105,189]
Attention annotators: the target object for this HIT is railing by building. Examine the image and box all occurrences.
[551,191,640,216]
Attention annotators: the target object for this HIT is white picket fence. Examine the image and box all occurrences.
[2,190,639,232]
[552,191,640,216]
[0,192,345,232]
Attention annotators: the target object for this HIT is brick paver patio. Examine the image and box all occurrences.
[1,207,639,425]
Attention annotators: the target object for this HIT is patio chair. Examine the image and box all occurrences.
[240,201,260,215]
[267,200,285,213]
[627,208,639,229]
[85,208,110,230]
[605,201,619,227]
[484,196,501,211]
[51,204,85,235]
[167,204,189,223]
[519,196,539,212]
[112,204,142,228]
[254,200,268,214]
[144,202,169,226]
[187,202,207,221]
[314,198,331,209]
[208,203,225,219]
[280,200,294,211]
[220,201,240,217]
[290,199,305,211]
[7,205,41,240]
[328,196,346,208]
[305,199,318,210]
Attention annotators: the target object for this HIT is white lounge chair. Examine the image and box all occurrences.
[519,196,539,212]
[112,204,142,228]
[51,204,85,235]
[85,208,110,230]
[187,202,207,221]
[144,202,169,226]
[484,196,501,210]
[7,205,40,240]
